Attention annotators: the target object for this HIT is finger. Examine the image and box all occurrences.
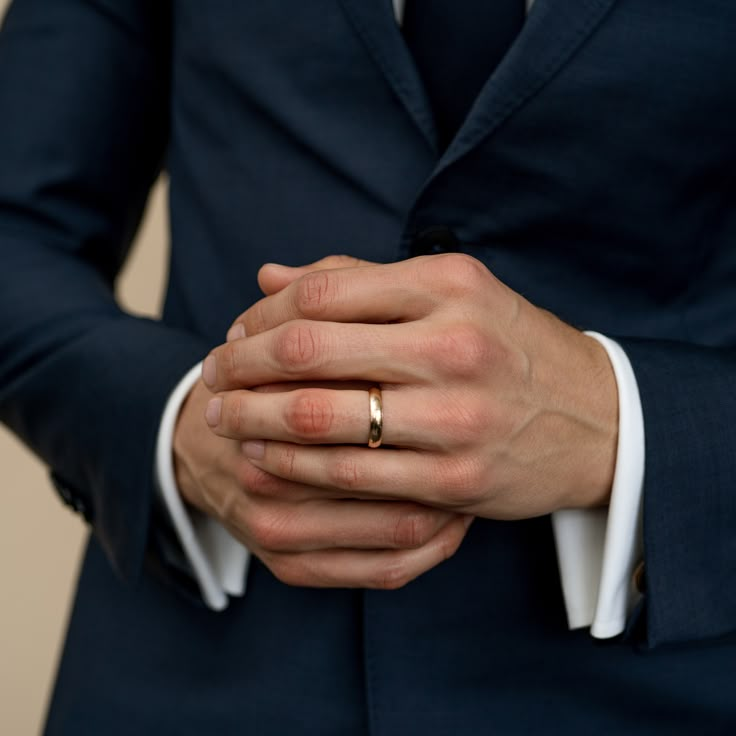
[235,497,458,552]
[206,388,367,444]
[206,386,467,451]
[264,515,471,589]
[203,320,432,391]
[242,259,436,336]
[257,255,377,297]
[241,441,480,508]
[237,459,365,503]
[225,257,379,341]
[249,380,373,394]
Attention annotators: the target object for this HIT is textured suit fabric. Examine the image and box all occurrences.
[0,0,735,733]
[403,0,526,145]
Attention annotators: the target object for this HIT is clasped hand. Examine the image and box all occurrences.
[174,254,617,589]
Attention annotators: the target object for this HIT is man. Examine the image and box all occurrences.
[0,0,734,734]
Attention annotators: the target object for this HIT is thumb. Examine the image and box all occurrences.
[257,255,377,295]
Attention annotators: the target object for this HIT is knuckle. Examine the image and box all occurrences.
[218,342,240,384]
[443,253,489,290]
[375,558,411,590]
[268,557,301,587]
[327,254,363,268]
[327,454,363,490]
[238,462,281,497]
[272,555,335,589]
[391,507,435,548]
[419,253,487,293]
[248,509,292,551]
[295,271,338,317]
[439,523,465,562]
[425,396,492,447]
[434,456,486,506]
[456,324,492,372]
[284,390,334,441]
[276,445,298,479]
[223,393,247,434]
[274,323,322,374]
[429,324,491,378]
[244,299,267,335]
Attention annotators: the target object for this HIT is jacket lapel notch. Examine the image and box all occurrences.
[435,0,619,175]
[338,0,438,151]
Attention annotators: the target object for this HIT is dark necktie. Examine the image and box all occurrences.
[402,0,526,149]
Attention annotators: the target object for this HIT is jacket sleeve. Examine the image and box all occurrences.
[0,0,209,584]
[616,337,736,648]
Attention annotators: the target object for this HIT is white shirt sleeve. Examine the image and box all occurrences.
[154,362,250,611]
[552,332,645,638]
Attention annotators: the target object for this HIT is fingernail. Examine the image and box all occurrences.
[205,397,222,427]
[463,515,475,530]
[242,440,265,460]
[226,323,246,342]
[202,355,217,387]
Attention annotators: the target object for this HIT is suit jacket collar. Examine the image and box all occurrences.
[338,0,618,172]
[338,0,436,149]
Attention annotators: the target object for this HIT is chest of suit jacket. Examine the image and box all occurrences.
[164,0,736,346]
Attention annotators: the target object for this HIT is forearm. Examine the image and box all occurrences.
[0,0,202,581]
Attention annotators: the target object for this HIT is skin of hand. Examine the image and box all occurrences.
[172,256,472,591]
[202,253,619,523]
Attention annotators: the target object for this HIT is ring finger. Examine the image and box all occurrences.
[205,386,455,450]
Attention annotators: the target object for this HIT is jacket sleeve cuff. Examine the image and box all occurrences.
[155,361,250,611]
[551,332,644,638]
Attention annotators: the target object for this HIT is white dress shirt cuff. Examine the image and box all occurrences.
[552,332,645,639]
[154,361,250,611]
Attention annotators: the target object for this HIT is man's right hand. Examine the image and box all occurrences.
[172,376,471,590]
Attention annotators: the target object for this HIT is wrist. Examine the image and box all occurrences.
[172,378,212,514]
[531,312,618,511]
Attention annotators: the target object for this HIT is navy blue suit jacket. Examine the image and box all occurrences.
[1,1,735,733]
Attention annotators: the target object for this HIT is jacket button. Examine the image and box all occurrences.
[410,225,460,257]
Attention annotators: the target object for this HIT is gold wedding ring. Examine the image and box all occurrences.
[367,387,383,448]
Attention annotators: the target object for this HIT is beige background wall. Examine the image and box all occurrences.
[0,3,169,731]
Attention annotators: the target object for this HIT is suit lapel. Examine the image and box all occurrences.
[338,0,438,150]
[435,0,618,175]
[339,0,618,179]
